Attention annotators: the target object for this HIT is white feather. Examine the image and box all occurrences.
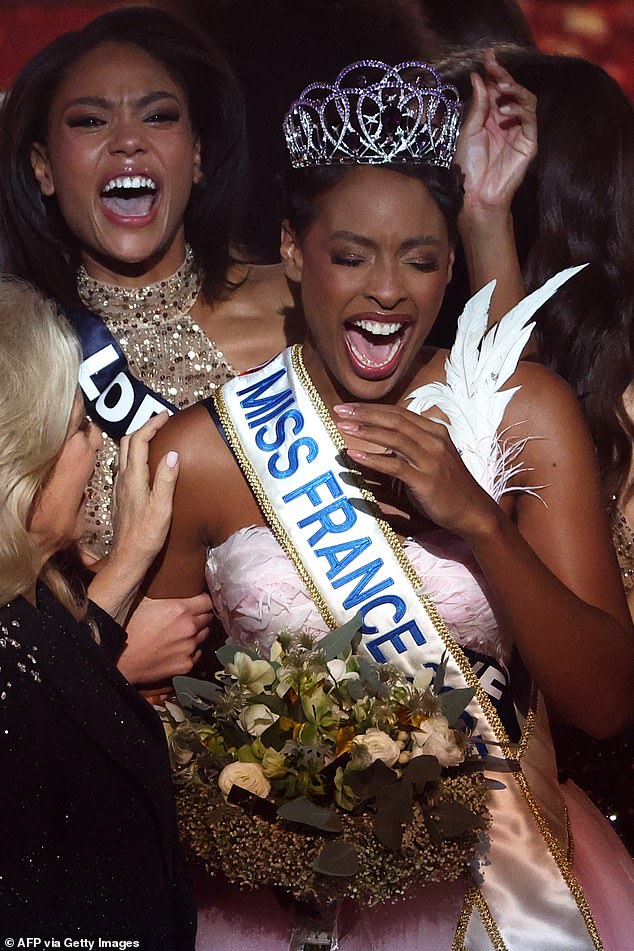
[407,265,587,499]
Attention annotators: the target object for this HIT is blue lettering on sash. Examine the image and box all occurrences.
[248,395,296,428]
[360,594,407,632]
[366,619,426,663]
[233,358,431,673]
[314,538,372,579]
[268,437,319,479]
[333,559,394,610]
[255,409,304,451]
[297,497,357,545]
[237,368,292,428]
[283,471,341,506]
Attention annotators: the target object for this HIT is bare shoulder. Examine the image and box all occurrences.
[501,361,605,509]
[503,360,585,436]
[148,402,236,542]
[149,402,224,474]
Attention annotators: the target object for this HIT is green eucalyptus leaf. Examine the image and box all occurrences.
[424,813,443,848]
[374,806,405,852]
[221,723,252,749]
[246,693,287,715]
[277,796,342,833]
[401,754,442,791]
[318,613,362,661]
[347,759,398,801]
[259,719,286,751]
[312,840,359,878]
[433,655,449,693]
[431,800,487,838]
[346,676,365,702]
[173,676,221,713]
[376,776,413,827]
[440,687,476,728]
[485,778,507,791]
[215,641,261,667]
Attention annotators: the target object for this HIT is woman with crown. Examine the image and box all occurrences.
[144,58,634,950]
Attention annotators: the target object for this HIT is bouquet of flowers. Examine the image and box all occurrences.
[164,617,488,911]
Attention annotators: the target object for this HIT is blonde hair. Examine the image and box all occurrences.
[0,277,86,616]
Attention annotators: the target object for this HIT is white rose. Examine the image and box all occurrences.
[218,761,271,799]
[239,703,280,737]
[326,658,360,685]
[353,727,401,767]
[412,716,464,767]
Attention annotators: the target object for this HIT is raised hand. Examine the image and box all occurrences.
[334,402,498,543]
[456,49,537,213]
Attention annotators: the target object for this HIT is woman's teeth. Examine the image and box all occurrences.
[349,338,401,368]
[345,319,408,369]
[354,319,402,336]
[101,176,158,217]
[102,175,157,193]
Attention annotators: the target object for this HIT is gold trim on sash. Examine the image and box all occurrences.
[215,345,602,951]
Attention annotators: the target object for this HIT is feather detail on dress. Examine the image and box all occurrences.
[407,265,587,500]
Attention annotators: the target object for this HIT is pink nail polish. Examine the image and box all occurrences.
[166,450,179,468]
[337,420,358,433]
[333,403,355,416]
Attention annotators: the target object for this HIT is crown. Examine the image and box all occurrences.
[283,60,461,170]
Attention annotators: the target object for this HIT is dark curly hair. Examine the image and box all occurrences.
[0,6,247,306]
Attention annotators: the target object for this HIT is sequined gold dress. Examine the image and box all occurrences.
[76,248,237,557]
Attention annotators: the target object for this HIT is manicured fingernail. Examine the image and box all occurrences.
[333,403,356,416]
[337,420,359,434]
[499,81,512,90]
[166,450,179,468]
[346,449,368,462]
[499,104,512,113]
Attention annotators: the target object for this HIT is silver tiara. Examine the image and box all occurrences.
[283,60,461,169]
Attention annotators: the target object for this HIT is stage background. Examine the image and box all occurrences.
[0,1,632,98]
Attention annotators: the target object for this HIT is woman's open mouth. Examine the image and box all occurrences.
[100,175,159,222]
[343,315,413,380]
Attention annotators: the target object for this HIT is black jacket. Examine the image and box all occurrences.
[0,583,196,950]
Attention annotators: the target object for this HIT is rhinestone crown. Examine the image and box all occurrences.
[283,60,461,170]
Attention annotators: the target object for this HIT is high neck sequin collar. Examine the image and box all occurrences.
[76,245,201,320]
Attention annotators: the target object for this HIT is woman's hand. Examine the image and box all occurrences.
[334,403,498,542]
[454,51,537,323]
[111,412,179,569]
[116,593,213,685]
[87,412,180,624]
[456,49,537,214]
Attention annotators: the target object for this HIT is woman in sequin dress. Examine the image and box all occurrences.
[0,278,196,946]
[0,8,299,687]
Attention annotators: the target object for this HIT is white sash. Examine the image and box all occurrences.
[215,345,602,951]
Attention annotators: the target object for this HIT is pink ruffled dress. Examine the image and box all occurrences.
[195,525,634,951]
